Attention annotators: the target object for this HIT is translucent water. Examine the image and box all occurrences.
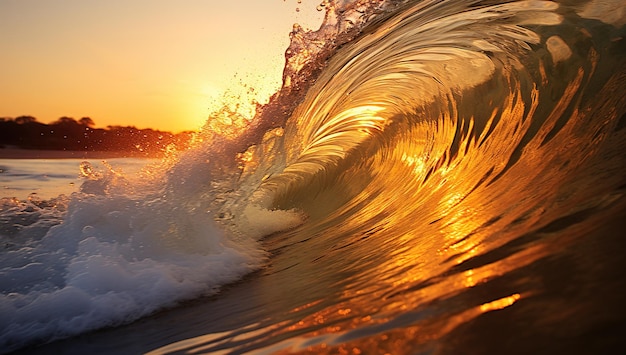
[2,0,625,353]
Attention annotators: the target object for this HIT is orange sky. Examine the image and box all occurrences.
[0,0,323,133]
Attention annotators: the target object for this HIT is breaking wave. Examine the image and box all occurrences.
[2,0,625,353]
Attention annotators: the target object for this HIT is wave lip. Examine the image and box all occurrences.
[3,0,626,353]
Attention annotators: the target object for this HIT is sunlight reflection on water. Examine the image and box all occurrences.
[0,158,154,200]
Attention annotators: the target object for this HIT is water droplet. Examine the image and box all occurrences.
[79,161,100,180]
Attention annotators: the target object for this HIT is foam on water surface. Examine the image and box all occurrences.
[0,147,304,352]
[1,0,625,353]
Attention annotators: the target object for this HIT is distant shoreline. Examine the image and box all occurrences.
[0,147,154,160]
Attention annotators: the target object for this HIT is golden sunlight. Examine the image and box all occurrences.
[0,1,324,134]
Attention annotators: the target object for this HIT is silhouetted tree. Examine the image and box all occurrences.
[15,116,36,124]
[0,115,192,156]
[53,116,78,125]
[79,117,95,127]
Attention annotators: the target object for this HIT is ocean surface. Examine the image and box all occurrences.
[0,158,154,201]
[2,0,626,354]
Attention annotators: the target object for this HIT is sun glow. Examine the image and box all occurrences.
[180,83,223,132]
[0,1,324,134]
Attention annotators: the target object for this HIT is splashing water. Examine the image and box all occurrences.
[2,0,626,353]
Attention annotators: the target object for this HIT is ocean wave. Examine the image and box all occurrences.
[2,0,625,353]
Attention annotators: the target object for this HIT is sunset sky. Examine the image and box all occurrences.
[0,0,324,133]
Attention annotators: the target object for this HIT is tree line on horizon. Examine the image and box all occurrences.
[0,115,194,156]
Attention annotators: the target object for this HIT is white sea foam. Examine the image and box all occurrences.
[0,153,301,353]
[238,204,305,240]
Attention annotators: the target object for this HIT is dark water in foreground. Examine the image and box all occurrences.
[3,0,626,354]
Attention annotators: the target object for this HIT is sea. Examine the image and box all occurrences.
[1,0,625,354]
